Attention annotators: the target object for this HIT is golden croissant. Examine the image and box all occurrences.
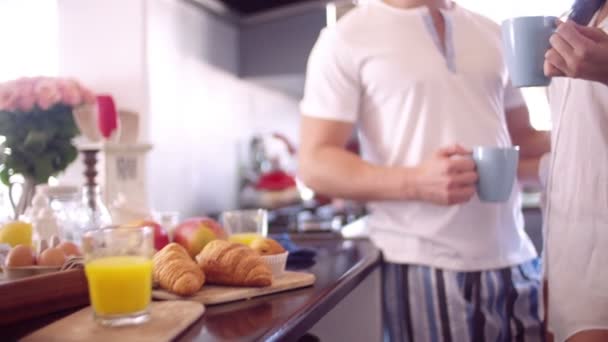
[196,240,272,287]
[153,243,205,296]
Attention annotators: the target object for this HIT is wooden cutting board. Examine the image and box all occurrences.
[22,301,204,342]
[153,271,315,305]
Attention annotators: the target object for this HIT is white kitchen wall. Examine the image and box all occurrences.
[146,0,301,216]
[0,0,59,82]
[56,0,150,191]
[58,0,149,138]
[55,0,301,216]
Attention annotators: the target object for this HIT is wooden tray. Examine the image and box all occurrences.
[153,271,315,305]
[22,301,205,342]
[0,269,89,326]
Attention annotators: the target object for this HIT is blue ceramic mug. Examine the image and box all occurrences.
[472,146,520,202]
[502,16,558,87]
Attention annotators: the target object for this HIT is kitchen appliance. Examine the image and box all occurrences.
[265,201,366,236]
[239,133,301,209]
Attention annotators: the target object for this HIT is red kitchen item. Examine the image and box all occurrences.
[255,170,296,191]
[96,94,118,139]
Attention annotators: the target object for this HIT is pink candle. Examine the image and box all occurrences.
[96,95,118,139]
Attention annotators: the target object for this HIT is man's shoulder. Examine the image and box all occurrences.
[330,6,371,40]
[329,3,391,47]
[456,5,501,34]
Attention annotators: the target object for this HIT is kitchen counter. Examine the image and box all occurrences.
[4,237,382,342]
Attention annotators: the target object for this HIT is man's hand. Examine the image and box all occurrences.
[544,20,608,85]
[413,144,478,205]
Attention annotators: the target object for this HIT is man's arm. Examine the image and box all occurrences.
[506,105,551,185]
[298,116,478,204]
[298,116,413,201]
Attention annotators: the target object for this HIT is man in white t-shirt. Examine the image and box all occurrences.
[299,0,550,340]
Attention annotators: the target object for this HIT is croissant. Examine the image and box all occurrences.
[153,243,205,296]
[196,240,272,287]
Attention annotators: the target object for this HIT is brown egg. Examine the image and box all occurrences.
[37,247,66,267]
[6,245,36,267]
[57,241,81,257]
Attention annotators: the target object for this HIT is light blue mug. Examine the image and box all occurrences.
[472,146,519,202]
[502,16,558,87]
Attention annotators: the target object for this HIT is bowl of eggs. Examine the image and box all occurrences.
[0,236,83,281]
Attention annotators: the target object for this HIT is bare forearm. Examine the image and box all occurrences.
[514,129,550,187]
[518,157,541,186]
[516,131,550,158]
[298,147,416,201]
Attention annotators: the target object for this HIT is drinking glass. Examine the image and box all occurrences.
[222,209,268,245]
[82,227,154,327]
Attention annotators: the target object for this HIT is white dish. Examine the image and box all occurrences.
[260,252,288,277]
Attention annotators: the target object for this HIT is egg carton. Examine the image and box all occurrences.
[0,236,84,281]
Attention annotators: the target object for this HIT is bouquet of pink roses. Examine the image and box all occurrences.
[0,77,96,191]
[0,77,95,113]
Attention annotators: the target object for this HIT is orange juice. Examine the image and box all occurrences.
[228,233,262,246]
[84,256,152,315]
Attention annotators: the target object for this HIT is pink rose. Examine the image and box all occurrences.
[34,78,61,110]
[16,79,36,112]
[0,81,19,112]
[58,79,82,107]
[14,77,32,87]
[73,80,96,105]
[81,88,96,104]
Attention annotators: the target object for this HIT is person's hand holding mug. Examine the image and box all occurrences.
[544,20,608,85]
[413,144,478,206]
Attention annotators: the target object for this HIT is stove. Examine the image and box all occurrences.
[266,201,367,235]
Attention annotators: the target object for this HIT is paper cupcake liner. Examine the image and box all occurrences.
[260,252,288,277]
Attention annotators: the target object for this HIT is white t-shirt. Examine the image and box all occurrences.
[300,0,537,271]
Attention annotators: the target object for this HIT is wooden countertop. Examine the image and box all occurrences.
[3,237,382,342]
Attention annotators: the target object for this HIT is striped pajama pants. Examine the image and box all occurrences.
[382,259,544,342]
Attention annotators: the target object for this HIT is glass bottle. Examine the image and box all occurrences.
[43,185,112,244]
[44,185,90,243]
[81,185,112,232]
[0,190,13,224]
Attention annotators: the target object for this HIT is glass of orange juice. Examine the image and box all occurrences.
[222,209,268,246]
[82,227,154,327]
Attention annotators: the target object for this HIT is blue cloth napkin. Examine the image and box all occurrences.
[271,233,317,269]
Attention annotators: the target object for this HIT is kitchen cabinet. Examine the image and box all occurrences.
[189,1,356,98]
[239,8,326,98]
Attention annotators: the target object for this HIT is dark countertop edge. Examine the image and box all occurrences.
[261,240,382,342]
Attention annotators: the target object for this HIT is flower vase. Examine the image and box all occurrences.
[8,176,37,220]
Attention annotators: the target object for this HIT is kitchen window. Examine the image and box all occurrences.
[455,0,575,131]
[0,0,59,82]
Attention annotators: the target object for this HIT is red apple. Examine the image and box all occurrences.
[123,220,170,251]
[181,217,227,239]
[173,217,226,258]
